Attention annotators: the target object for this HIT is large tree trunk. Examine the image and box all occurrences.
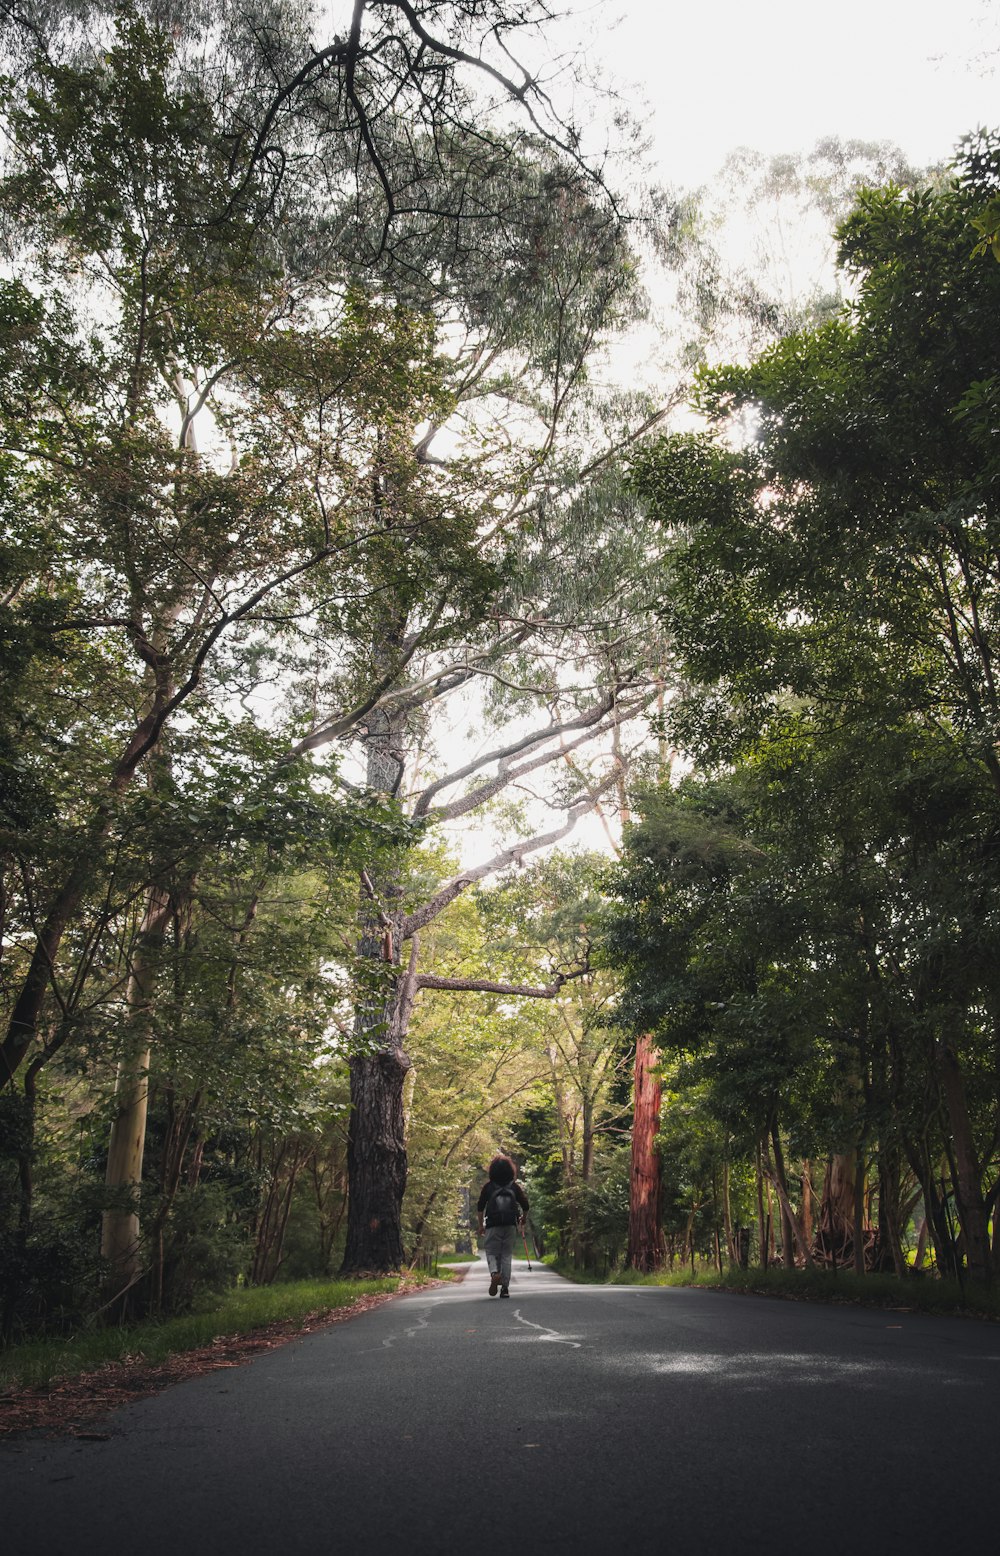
[936,1037,992,1283]
[722,1158,736,1264]
[627,1032,663,1271]
[800,1160,814,1250]
[907,1139,959,1279]
[342,1045,411,1273]
[340,690,414,1275]
[769,1123,803,1267]
[765,1126,814,1268]
[755,1139,768,1269]
[817,1152,858,1267]
[100,883,172,1309]
[853,1145,867,1276]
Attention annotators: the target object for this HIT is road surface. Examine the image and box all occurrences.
[2,1258,997,1555]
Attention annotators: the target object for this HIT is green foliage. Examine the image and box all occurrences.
[612,142,1000,1282]
[557,1260,1000,1319]
[0,0,660,1320]
[958,129,1000,260]
[401,872,553,1259]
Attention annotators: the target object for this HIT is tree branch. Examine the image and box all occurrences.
[400,793,605,940]
[411,690,617,818]
[416,967,588,999]
[432,697,647,826]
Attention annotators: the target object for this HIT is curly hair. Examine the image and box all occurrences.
[487,1153,516,1185]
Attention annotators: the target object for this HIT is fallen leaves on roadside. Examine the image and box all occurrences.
[0,1279,449,1441]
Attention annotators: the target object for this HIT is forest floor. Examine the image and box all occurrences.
[0,1270,458,1439]
[550,1259,1000,1320]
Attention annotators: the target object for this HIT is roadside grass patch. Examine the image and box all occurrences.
[0,1274,432,1391]
[551,1260,1000,1320]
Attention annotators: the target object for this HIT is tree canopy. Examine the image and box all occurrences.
[613,136,1000,1283]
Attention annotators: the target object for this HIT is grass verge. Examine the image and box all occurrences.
[0,1273,441,1392]
[550,1259,1000,1320]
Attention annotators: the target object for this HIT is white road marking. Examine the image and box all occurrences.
[512,1308,582,1348]
[381,1305,433,1347]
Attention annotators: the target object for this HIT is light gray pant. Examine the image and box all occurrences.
[484,1225,516,1285]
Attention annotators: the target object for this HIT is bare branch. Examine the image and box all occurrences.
[286,593,449,759]
[417,966,588,999]
[575,396,684,483]
[432,695,649,826]
[400,793,605,939]
[411,690,616,818]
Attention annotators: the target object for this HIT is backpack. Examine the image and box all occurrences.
[487,1181,520,1226]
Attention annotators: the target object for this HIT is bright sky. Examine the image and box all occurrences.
[567,0,998,186]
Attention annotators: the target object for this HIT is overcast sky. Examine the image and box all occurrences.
[562,0,998,187]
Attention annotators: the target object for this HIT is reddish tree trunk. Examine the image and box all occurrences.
[627,1033,663,1271]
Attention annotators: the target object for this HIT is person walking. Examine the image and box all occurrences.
[477,1154,529,1297]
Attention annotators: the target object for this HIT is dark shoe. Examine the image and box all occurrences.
[499,1286,510,1298]
[489,1271,501,1295]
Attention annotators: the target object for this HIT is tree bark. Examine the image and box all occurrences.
[721,1157,736,1264]
[936,1037,992,1283]
[800,1160,814,1250]
[100,883,172,1309]
[770,1123,800,1268]
[764,1129,815,1268]
[627,1032,663,1271]
[342,1044,411,1273]
[876,1149,906,1277]
[755,1139,768,1269]
[341,686,414,1273]
[581,1090,595,1185]
[818,1152,857,1267]
[853,1147,867,1276]
[913,1215,928,1271]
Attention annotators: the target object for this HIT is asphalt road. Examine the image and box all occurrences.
[2,1258,997,1556]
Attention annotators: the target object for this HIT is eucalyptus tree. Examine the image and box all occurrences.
[317,382,668,1274]
[0,0,634,1076]
[262,80,671,1276]
[0,7,460,1302]
[1,1,675,1289]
